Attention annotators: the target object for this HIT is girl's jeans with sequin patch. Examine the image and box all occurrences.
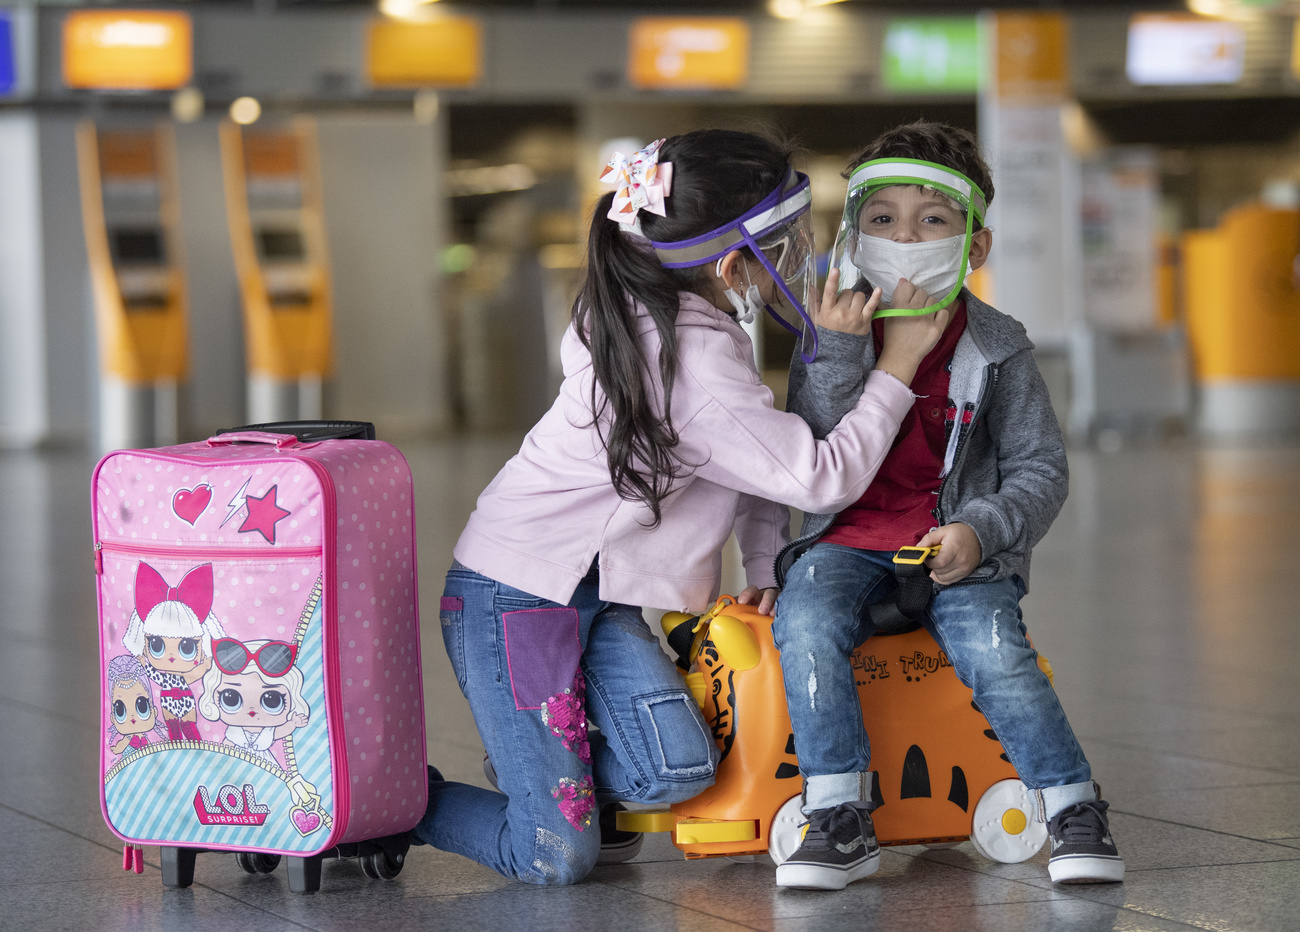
[412,560,718,884]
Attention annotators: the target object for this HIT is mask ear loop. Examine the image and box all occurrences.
[715,254,763,324]
[870,191,977,320]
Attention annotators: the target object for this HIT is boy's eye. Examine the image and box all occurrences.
[113,699,128,722]
[260,690,287,714]
[177,638,198,660]
[147,636,166,658]
[218,689,244,713]
[135,696,152,716]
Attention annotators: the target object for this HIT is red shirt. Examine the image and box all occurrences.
[821,301,967,552]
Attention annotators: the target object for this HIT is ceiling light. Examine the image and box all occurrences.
[229,96,261,125]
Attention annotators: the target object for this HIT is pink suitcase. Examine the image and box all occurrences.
[92,422,427,892]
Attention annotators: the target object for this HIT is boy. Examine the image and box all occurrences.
[772,122,1123,891]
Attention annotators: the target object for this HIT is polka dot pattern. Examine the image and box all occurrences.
[92,439,427,842]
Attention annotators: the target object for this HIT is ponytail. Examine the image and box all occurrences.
[574,130,795,526]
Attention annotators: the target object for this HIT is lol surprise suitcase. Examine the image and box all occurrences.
[92,421,427,892]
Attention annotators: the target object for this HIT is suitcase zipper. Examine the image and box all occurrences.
[94,540,323,574]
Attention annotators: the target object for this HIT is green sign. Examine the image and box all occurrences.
[882,17,981,93]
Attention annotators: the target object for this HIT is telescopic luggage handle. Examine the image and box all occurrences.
[213,420,377,443]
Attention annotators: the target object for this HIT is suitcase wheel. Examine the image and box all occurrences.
[234,852,281,874]
[359,849,404,881]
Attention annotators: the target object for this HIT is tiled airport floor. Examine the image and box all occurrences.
[3,434,1299,932]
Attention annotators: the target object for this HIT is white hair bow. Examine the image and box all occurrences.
[599,138,674,226]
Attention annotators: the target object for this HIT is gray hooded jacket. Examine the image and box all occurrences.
[775,290,1068,592]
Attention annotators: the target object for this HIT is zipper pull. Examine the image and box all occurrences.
[94,542,103,575]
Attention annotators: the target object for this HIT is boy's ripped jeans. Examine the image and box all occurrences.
[773,542,1095,819]
[412,561,717,884]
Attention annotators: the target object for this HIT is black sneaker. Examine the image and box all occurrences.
[1047,799,1125,883]
[775,801,881,890]
[596,803,643,864]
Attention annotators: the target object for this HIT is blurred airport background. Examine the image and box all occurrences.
[0,0,1298,452]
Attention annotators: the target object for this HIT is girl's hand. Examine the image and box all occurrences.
[812,268,880,336]
[875,280,952,387]
[737,585,780,615]
[916,523,982,585]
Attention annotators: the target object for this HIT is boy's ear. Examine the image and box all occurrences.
[967,228,993,271]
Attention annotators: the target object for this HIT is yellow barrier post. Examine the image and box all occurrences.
[219,118,333,422]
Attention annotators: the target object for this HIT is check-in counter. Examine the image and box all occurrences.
[219,117,333,422]
[76,122,188,452]
[1182,204,1300,437]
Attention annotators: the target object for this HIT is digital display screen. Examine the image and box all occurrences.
[1126,15,1245,86]
[258,228,305,261]
[111,227,165,264]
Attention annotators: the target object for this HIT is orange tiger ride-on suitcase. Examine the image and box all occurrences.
[620,595,1052,865]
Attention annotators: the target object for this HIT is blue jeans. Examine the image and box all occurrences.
[773,543,1093,819]
[412,561,717,884]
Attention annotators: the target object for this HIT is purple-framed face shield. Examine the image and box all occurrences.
[648,170,819,362]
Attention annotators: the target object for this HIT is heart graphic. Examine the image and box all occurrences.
[290,806,322,836]
[172,485,213,525]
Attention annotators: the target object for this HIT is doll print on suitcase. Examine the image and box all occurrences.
[92,427,426,888]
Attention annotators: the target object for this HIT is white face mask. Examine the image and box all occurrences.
[850,232,967,307]
[716,256,763,324]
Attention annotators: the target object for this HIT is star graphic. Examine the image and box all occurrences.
[238,485,292,544]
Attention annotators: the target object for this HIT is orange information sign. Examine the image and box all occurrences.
[63,10,192,91]
[993,11,1068,102]
[367,17,482,88]
[628,17,749,91]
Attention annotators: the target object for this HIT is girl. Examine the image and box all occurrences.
[106,655,167,758]
[197,637,311,767]
[122,562,228,742]
[413,129,951,885]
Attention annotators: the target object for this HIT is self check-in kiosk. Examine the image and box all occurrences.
[219,117,333,422]
[76,121,188,452]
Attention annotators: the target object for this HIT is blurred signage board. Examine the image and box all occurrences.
[0,12,14,96]
[1126,15,1245,86]
[882,17,980,93]
[63,10,192,90]
[628,17,748,90]
[367,17,482,88]
[992,11,1068,102]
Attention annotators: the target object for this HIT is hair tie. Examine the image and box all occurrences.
[598,138,673,226]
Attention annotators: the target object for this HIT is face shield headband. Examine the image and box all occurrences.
[648,171,820,362]
[836,158,987,319]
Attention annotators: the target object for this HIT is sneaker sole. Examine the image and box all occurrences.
[596,834,643,865]
[1049,854,1125,884]
[775,850,880,891]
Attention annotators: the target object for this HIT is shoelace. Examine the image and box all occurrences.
[801,800,875,850]
[1049,799,1111,844]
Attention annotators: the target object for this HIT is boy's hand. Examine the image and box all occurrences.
[916,523,982,585]
[812,268,880,335]
[737,585,779,615]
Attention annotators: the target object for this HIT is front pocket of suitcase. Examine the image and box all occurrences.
[97,543,340,855]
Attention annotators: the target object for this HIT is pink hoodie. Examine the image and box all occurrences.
[453,292,913,613]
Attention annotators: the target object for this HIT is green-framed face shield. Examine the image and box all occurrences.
[828,158,988,319]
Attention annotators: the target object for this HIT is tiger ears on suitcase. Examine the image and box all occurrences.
[707,614,761,672]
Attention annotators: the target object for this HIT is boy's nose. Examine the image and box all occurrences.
[892,223,922,243]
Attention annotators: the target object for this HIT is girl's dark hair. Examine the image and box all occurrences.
[574,129,793,526]
[845,121,994,227]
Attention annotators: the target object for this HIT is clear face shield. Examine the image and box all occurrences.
[650,171,821,361]
[828,158,987,319]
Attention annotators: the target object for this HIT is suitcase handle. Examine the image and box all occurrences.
[206,431,302,449]
[214,420,377,442]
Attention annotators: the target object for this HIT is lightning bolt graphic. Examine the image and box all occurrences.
[221,478,251,528]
